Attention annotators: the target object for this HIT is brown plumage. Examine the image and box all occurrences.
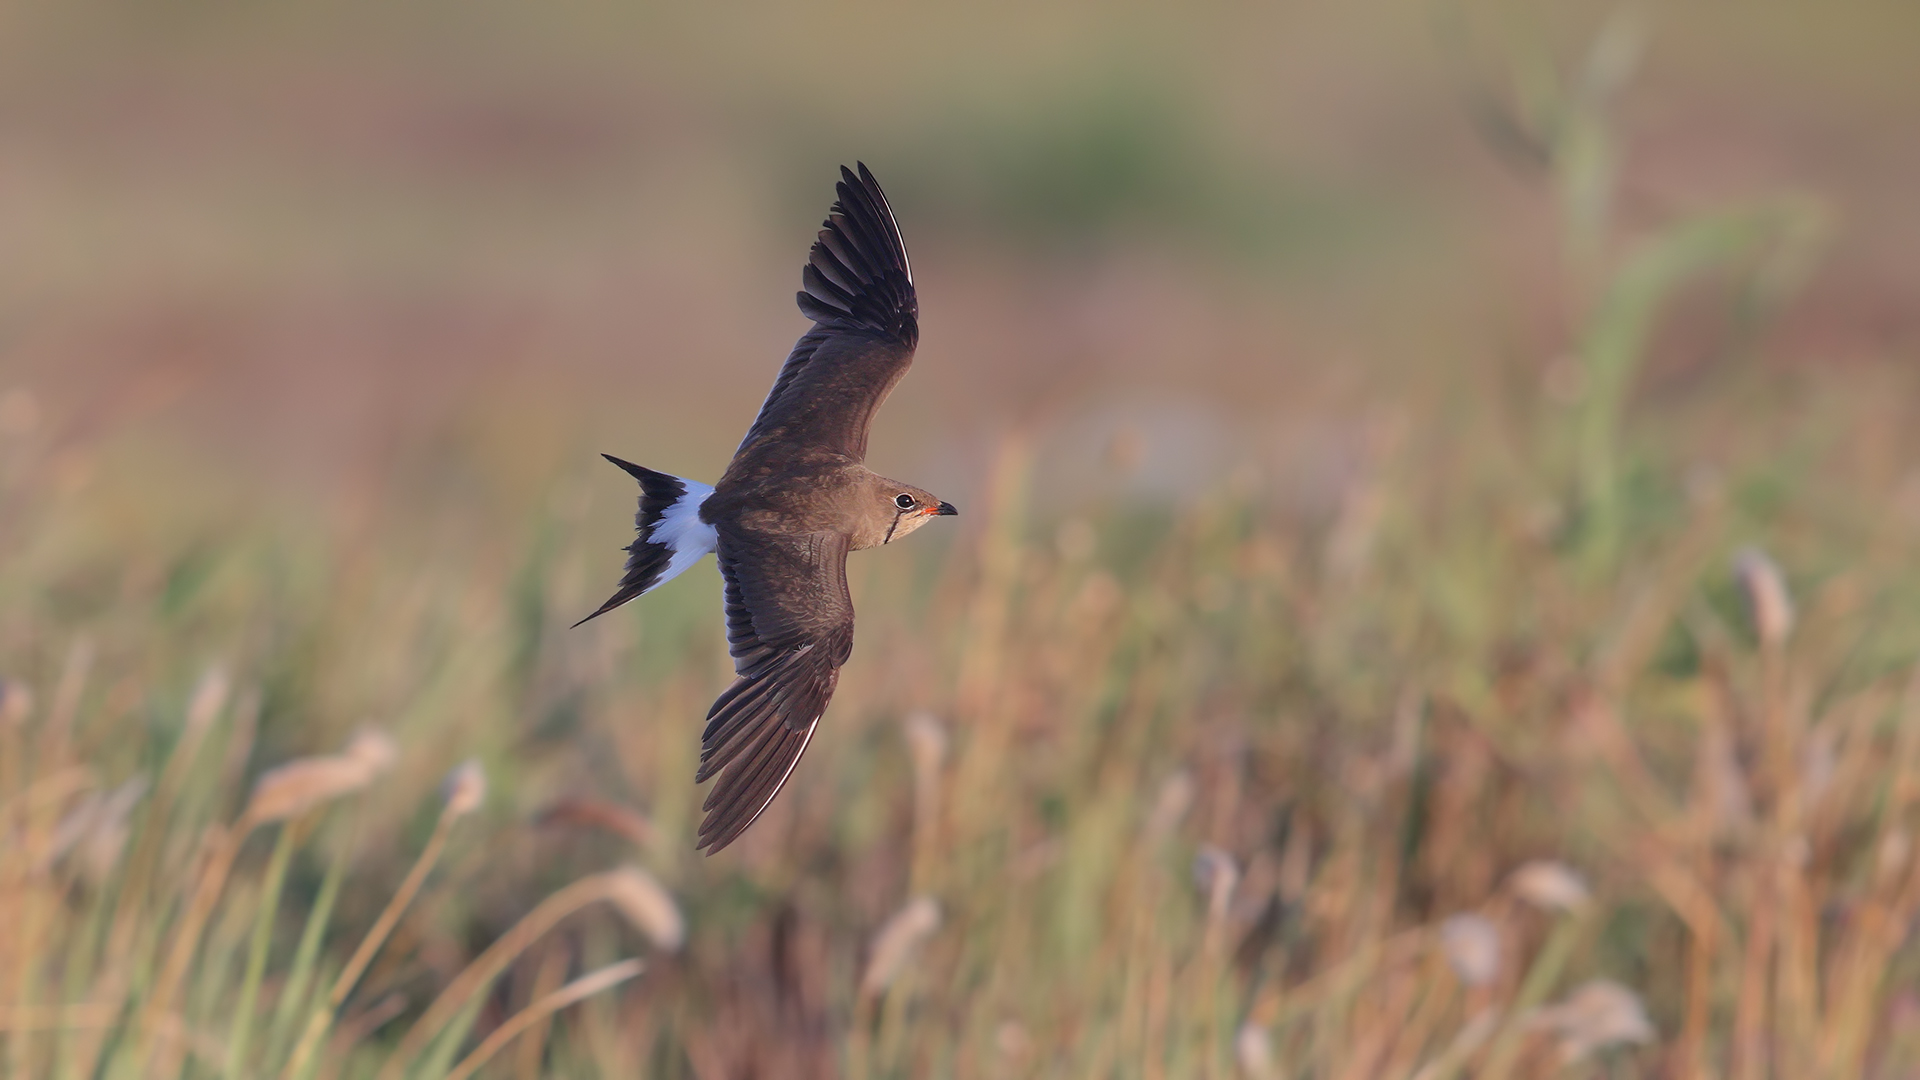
[580,164,956,853]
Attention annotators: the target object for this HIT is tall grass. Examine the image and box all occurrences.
[9,360,1920,1078]
[0,657,673,1080]
[6,27,1920,1080]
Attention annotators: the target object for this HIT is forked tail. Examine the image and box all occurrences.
[574,455,718,627]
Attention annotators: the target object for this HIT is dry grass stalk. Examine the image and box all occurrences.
[44,637,94,743]
[373,869,655,1080]
[138,730,397,1074]
[5,766,91,841]
[904,710,948,891]
[59,669,221,1080]
[147,1009,231,1073]
[12,740,105,1080]
[945,436,1031,839]
[1812,667,1920,1075]
[1192,846,1239,952]
[134,820,245,1070]
[318,993,410,1080]
[441,959,645,1080]
[153,666,231,801]
[513,945,571,1080]
[0,1002,118,1032]
[535,796,654,846]
[280,760,482,1080]
[134,726,389,1068]
[330,758,476,998]
[1475,900,1597,1080]
[1409,1006,1502,1080]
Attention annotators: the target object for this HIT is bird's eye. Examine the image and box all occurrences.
[894,493,916,510]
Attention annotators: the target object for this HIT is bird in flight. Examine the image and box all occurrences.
[578,164,955,854]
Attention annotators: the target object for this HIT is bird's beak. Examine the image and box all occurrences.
[935,501,958,516]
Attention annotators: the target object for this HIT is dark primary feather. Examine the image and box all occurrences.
[696,530,855,853]
[573,455,689,628]
[730,163,919,466]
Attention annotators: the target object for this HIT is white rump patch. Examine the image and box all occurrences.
[652,479,718,590]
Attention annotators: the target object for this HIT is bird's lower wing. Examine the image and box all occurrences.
[694,644,836,852]
[696,531,854,853]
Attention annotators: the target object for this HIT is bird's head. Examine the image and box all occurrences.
[876,482,957,545]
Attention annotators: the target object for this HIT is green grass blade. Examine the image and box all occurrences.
[225,822,302,1079]
[261,822,354,1073]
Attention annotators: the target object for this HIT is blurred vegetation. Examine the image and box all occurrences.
[7,2,1920,1079]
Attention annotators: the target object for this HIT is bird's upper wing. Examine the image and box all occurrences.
[695,527,855,853]
[730,163,918,467]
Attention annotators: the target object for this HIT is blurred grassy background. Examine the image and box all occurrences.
[5,1,1920,1077]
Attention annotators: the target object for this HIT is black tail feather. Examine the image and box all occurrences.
[573,455,692,628]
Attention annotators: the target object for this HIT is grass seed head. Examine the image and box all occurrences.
[905,710,949,776]
[1146,770,1195,839]
[344,728,399,772]
[1530,979,1655,1062]
[1235,1022,1278,1080]
[1734,546,1795,647]
[1509,860,1590,913]
[48,776,147,860]
[1440,913,1502,987]
[861,895,942,995]
[60,776,149,884]
[1878,829,1910,886]
[604,866,685,952]
[995,1021,1031,1063]
[1192,845,1239,892]
[441,759,487,818]
[1192,846,1240,923]
[244,730,395,823]
[184,666,231,736]
[246,757,376,822]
